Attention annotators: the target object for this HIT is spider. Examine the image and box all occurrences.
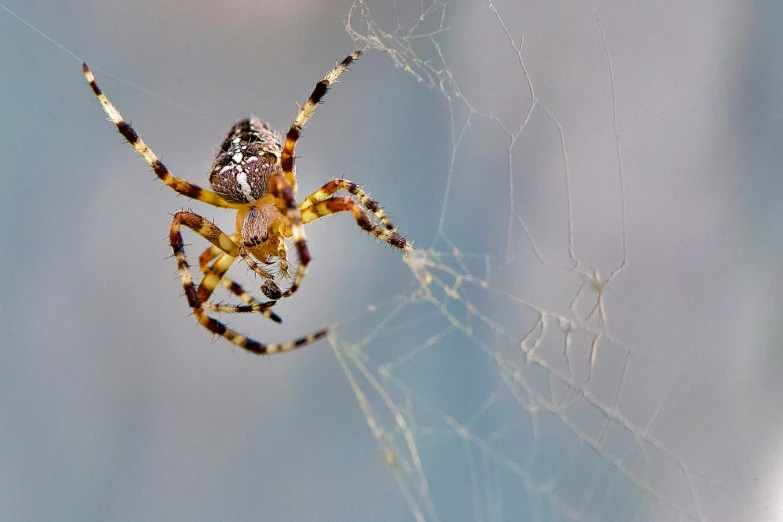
[83,51,409,355]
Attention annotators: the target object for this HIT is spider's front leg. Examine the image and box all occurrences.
[170,211,327,354]
[269,51,363,301]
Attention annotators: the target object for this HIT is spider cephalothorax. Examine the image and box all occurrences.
[84,51,409,355]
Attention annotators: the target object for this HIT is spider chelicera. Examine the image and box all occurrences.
[84,51,409,355]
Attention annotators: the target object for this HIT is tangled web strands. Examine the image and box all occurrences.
[331,0,743,521]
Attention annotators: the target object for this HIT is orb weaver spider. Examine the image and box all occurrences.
[84,51,409,355]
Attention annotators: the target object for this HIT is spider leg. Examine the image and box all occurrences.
[271,51,363,300]
[269,176,308,300]
[83,64,241,209]
[198,240,281,300]
[300,197,408,251]
[280,52,362,188]
[199,243,265,304]
[299,179,397,231]
[198,244,224,272]
[184,223,280,320]
[198,252,281,322]
[171,210,327,354]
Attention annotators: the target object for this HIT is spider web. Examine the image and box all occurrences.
[326,1,717,520]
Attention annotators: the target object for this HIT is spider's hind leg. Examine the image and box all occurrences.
[83,64,239,209]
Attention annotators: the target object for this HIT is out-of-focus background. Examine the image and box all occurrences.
[2,0,782,520]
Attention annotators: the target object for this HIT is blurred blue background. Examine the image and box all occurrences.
[1,0,782,520]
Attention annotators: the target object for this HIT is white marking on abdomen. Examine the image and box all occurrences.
[236,171,254,201]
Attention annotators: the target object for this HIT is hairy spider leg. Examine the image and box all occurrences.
[198,243,271,306]
[199,244,224,272]
[83,63,241,209]
[171,211,328,354]
[168,213,278,319]
[299,179,406,240]
[271,51,364,300]
[198,252,282,321]
[300,197,407,250]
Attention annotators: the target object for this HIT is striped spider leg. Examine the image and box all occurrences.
[298,179,408,250]
[272,51,406,299]
[169,210,327,354]
[196,240,278,313]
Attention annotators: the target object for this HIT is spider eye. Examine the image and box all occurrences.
[244,231,269,247]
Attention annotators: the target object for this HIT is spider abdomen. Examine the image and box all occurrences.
[209,117,283,204]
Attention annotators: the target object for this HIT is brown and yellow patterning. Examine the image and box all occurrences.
[84,51,409,355]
